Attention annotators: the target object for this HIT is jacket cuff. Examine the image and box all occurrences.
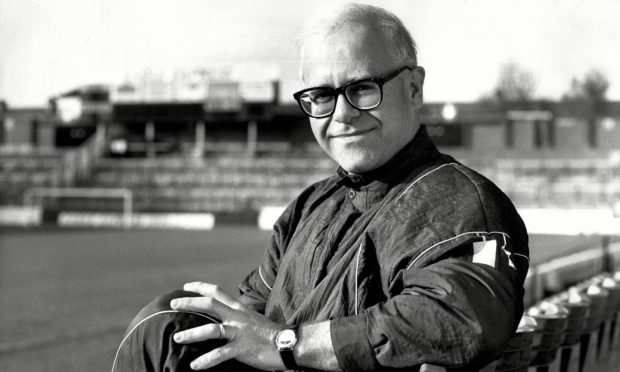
[330,314,380,372]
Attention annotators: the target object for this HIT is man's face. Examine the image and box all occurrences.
[300,23,424,174]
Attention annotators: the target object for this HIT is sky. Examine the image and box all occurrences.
[1,0,619,107]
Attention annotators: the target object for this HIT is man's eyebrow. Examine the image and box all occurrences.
[301,71,373,90]
[343,71,373,85]
[322,73,373,89]
[342,76,370,86]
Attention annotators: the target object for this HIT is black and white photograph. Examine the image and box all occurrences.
[1,1,620,371]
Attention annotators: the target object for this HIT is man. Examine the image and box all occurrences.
[114,3,529,371]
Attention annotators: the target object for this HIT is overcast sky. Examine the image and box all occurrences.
[1,0,619,107]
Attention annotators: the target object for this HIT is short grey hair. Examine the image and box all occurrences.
[298,3,418,74]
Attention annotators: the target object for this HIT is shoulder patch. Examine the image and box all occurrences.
[472,239,497,267]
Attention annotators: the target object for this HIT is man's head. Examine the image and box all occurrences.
[296,3,425,174]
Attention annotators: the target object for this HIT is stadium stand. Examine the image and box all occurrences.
[490,157,620,209]
[81,155,335,212]
[2,141,620,215]
[0,145,63,205]
[3,94,620,216]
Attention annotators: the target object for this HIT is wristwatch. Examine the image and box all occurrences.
[275,326,299,370]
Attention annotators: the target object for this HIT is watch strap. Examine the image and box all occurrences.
[278,326,300,370]
[280,348,299,370]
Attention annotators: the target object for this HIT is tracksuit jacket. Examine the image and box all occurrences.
[239,125,530,371]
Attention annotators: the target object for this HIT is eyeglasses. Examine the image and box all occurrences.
[293,66,414,118]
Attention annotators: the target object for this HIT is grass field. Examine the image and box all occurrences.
[0,227,271,372]
[0,227,609,371]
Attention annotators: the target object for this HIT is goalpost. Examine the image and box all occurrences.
[23,187,133,228]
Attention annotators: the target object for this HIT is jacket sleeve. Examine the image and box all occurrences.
[330,234,527,371]
[237,233,281,314]
[238,196,302,314]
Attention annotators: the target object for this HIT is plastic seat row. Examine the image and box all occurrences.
[0,144,59,157]
[131,187,302,213]
[0,170,58,184]
[488,272,620,372]
[0,156,61,171]
[92,169,325,189]
[95,156,336,175]
[423,272,620,372]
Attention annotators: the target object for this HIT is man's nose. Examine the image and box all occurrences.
[332,93,360,123]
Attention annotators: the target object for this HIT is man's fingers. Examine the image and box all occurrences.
[170,296,227,318]
[173,323,225,344]
[189,345,237,370]
[183,282,241,309]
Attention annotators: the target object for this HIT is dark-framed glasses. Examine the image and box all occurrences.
[293,65,414,118]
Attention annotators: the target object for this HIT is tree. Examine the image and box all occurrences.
[478,63,540,148]
[562,69,610,148]
[491,62,537,103]
[562,69,609,105]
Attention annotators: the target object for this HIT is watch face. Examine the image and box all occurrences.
[276,329,297,350]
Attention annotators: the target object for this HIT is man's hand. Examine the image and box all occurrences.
[170,282,286,371]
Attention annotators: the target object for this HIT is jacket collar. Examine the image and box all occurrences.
[336,125,441,189]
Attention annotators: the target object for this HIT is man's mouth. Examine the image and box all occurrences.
[331,128,374,138]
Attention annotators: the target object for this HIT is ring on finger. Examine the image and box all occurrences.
[217,322,226,339]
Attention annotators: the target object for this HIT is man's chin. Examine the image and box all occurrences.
[335,157,381,175]
[328,145,387,174]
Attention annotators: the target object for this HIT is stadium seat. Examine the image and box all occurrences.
[526,301,569,370]
[589,276,620,371]
[485,315,536,372]
[577,282,609,372]
[549,288,590,372]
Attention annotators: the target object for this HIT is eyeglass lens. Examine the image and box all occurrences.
[299,81,382,117]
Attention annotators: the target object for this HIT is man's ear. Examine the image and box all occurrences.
[410,66,425,107]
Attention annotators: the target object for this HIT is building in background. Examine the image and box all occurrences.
[2,69,620,158]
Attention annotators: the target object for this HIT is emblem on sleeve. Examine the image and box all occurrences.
[473,239,498,267]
